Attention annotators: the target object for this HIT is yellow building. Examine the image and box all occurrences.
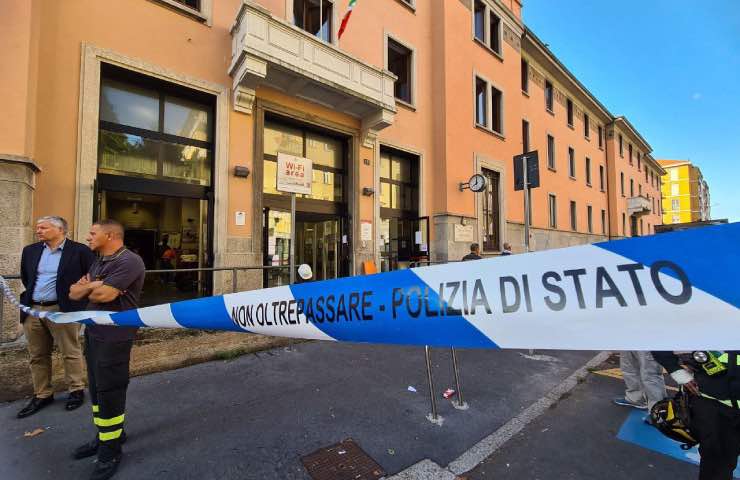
[658,159,710,224]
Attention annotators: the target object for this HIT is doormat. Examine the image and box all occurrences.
[301,438,385,480]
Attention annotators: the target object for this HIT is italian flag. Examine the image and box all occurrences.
[338,0,357,39]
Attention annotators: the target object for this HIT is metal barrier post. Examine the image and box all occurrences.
[425,345,442,424]
[450,347,468,409]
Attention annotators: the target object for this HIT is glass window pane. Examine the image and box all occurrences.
[380,154,391,179]
[263,160,278,194]
[380,182,391,208]
[264,122,303,156]
[100,79,159,131]
[391,184,400,209]
[476,78,487,126]
[162,142,211,186]
[98,130,158,176]
[306,132,342,168]
[164,96,210,141]
[474,0,485,41]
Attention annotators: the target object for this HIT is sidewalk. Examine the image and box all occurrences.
[0,341,593,479]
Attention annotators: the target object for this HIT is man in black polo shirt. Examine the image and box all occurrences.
[69,219,144,480]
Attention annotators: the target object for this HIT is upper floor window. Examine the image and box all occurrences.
[521,59,529,93]
[566,98,574,126]
[522,119,530,153]
[548,194,557,228]
[174,0,199,8]
[599,165,605,191]
[637,152,642,171]
[628,144,633,164]
[645,168,649,183]
[474,75,503,135]
[473,0,503,55]
[545,80,554,112]
[585,157,592,186]
[587,205,593,233]
[570,201,577,231]
[598,125,603,148]
[387,37,413,104]
[547,134,555,169]
[584,113,590,139]
[294,0,333,43]
[568,147,576,178]
[620,172,625,196]
[630,178,634,197]
[619,134,623,157]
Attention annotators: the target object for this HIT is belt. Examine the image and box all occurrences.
[32,301,58,307]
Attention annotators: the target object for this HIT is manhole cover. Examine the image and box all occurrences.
[301,438,385,480]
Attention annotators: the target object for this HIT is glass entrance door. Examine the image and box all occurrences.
[263,208,346,286]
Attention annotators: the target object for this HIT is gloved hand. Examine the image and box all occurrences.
[672,368,700,395]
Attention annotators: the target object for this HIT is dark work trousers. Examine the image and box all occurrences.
[690,395,740,480]
[84,332,133,461]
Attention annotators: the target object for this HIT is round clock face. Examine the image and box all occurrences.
[469,174,487,192]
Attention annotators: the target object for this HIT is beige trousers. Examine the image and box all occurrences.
[23,304,85,398]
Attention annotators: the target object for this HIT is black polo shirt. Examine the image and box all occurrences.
[86,247,145,342]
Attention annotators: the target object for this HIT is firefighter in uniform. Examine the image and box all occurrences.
[653,350,740,480]
[70,220,145,480]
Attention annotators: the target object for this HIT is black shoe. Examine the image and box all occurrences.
[16,395,54,419]
[90,454,121,480]
[66,390,85,410]
[73,432,127,460]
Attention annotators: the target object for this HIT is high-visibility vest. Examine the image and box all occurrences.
[700,352,740,408]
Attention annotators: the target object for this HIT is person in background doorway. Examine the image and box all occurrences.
[17,216,95,418]
[69,219,145,480]
[462,243,482,261]
[501,242,512,256]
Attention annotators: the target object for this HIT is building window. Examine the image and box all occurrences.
[98,74,213,187]
[637,152,641,170]
[294,0,333,42]
[566,98,574,126]
[598,125,603,148]
[568,147,576,178]
[482,168,501,251]
[628,144,633,164]
[474,0,486,42]
[545,80,553,112]
[387,38,413,104]
[599,165,605,191]
[522,119,530,153]
[630,178,634,197]
[475,77,487,127]
[672,214,680,223]
[547,134,555,169]
[620,172,625,196]
[584,113,590,139]
[489,10,501,54]
[639,184,642,196]
[639,219,643,235]
[672,199,680,210]
[474,76,503,135]
[619,134,623,157]
[473,0,502,55]
[570,201,577,231]
[174,0,199,8]
[491,86,503,134]
[548,194,557,228]
[585,157,592,186]
[521,59,529,93]
[601,209,606,235]
[587,205,593,233]
[622,213,626,235]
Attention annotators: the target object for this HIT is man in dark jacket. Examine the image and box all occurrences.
[652,350,740,480]
[17,216,96,418]
[462,243,482,261]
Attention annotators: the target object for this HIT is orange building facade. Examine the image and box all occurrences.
[0,0,664,341]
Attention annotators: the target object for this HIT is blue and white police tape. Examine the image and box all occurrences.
[1,223,738,350]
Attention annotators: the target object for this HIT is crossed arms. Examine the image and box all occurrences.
[69,274,121,303]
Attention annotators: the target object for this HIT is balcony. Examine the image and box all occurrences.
[228,2,396,144]
[627,195,651,216]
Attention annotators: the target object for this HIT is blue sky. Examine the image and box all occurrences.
[524,0,740,222]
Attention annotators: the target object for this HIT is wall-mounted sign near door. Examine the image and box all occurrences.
[459,173,487,192]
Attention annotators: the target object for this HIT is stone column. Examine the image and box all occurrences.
[0,154,37,343]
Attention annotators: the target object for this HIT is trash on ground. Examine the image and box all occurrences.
[407,386,417,392]
[24,428,45,438]
[443,388,456,399]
